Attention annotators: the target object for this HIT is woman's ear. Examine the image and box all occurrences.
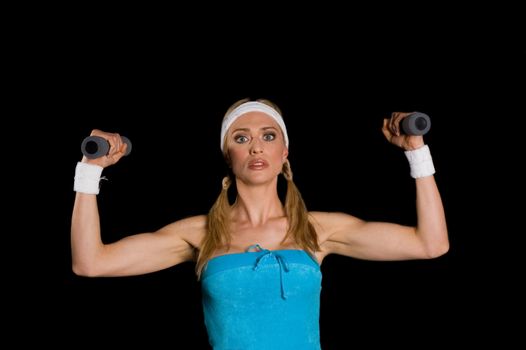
[224,152,232,168]
[282,148,289,161]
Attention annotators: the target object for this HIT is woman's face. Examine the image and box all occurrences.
[225,112,288,186]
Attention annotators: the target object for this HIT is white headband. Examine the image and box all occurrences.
[220,101,289,151]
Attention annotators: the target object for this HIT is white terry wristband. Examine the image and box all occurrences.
[404,145,435,178]
[74,162,104,194]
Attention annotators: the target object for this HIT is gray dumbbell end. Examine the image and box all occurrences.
[401,112,431,136]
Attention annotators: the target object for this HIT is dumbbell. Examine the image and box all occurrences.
[81,135,132,159]
[401,112,431,136]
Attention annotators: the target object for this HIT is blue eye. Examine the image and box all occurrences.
[263,133,276,141]
[234,135,249,143]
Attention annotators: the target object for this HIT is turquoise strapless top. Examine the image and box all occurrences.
[201,244,322,350]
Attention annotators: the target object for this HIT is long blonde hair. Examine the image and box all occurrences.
[196,98,319,278]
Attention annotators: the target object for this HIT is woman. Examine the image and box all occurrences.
[71,98,448,349]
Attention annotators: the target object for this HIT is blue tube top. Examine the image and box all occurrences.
[201,245,322,350]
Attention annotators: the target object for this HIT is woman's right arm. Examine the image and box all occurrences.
[71,130,204,277]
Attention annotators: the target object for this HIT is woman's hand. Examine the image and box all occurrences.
[81,129,128,168]
[382,112,425,151]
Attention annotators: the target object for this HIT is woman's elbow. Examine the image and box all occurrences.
[427,242,449,258]
[72,261,103,277]
[425,233,450,259]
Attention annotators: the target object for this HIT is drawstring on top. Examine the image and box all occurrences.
[247,244,290,299]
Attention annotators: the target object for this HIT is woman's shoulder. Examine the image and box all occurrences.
[309,211,363,234]
[309,211,359,223]
[159,214,207,249]
[161,214,207,230]
[178,214,208,226]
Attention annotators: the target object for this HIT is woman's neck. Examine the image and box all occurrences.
[232,179,284,227]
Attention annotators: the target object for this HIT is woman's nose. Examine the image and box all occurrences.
[250,139,263,154]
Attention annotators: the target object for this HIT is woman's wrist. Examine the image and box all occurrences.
[404,144,435,178]
[74,162,104,194]
[402,138,425,151]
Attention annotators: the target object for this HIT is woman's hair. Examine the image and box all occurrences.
[196,98,319,278]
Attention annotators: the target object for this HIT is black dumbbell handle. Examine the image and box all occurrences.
[81,136,132,159]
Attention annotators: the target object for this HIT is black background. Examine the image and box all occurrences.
[12,8,523,349]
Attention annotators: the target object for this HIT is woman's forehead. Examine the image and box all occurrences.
[229,112,279,130]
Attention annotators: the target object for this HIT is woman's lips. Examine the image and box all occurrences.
[248,159,269,170]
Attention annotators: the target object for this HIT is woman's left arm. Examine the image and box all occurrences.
[314,175,448,261]
[314,112,449,261]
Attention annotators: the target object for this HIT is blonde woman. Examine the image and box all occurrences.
[71,98,448,349]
